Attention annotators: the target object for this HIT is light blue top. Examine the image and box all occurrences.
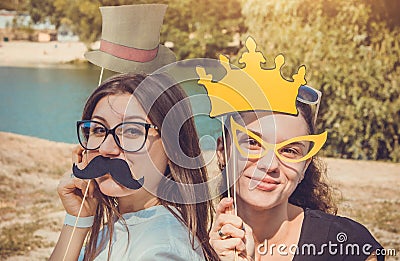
[78,205,205,260]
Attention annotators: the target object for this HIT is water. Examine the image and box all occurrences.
[0,65,221,150]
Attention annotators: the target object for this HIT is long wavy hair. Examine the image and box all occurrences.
[81,73,219,260]
[288,101,337,214]
[220,101,338,214]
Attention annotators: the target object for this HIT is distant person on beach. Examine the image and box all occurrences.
[198,37,385,261]
[49,73,218,260]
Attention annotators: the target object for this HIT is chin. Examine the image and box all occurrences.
[239,190,281,210]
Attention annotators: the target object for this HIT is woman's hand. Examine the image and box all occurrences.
[210,198,255,261]
[57,145,98,217]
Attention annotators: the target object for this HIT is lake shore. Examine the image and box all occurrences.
[0,41,87,68]
[0,131,399,260]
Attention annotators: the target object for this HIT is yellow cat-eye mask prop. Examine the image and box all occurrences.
[231,117,327,163]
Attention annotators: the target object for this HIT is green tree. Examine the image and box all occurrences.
[241,0,400,162]
[26,0,244,59]
[160,0,244,59]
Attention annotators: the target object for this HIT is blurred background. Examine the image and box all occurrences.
[0,0,399,260]
[0,0,399,161]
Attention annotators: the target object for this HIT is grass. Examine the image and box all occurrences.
[0,164,61,257]
[369,201,400,234]
[0,132,398,260]
[0,221,51,259]
[337,199,400,260]
[348,200,400,234]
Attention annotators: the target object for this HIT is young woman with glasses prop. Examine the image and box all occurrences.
[50,73,219,260]
[197,37,384,261]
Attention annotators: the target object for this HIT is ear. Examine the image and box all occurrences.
[216,136,226,168]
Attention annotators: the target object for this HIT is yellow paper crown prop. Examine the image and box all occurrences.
[196,36,307,117]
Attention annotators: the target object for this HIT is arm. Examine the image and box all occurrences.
[49,225,90,261]
[49,146,98,261]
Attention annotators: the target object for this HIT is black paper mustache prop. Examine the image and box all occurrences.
[72,155,144,190]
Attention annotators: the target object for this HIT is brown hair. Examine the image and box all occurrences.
[288,101,337,214]
[81,73,218,260]
[220,101,338,214]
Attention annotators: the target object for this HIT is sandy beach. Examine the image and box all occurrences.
[0,131,399,260]
[0,41,87,67]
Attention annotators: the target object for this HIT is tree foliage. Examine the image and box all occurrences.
[26,0,244,59]
[241,0,400,162]
[22,0,399,161]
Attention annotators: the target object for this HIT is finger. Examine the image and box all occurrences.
[60,170,91,194]
[75,153,89,170]
[58,172,81,196]
[211,237,246,256]
[210,222,245,240]
[81,149,90,166]
[72,144,85,164]
[235,239,247,253]
[221,224,246,239]
[211,213,245,241]
[57,173,70,196]
[87,179,97,198]
[242,222,256,258]
[82,184,99,208]
[84,198,99,217]
[74,178,90,196]
[216,197,234,216]
[214,213,244,230]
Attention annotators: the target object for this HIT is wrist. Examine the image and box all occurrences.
[64,213,94,228]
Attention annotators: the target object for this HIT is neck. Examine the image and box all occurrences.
[237,199,302,245]
[117,189,160,214]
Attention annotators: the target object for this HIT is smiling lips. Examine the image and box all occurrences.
[249,176,280,191]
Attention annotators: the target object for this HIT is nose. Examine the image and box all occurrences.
[98,133,121,156]
[257,149,279,172]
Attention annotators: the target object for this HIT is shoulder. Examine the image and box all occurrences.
[304,209,378,241]
[297,209,384,260]
[138,206,193,240]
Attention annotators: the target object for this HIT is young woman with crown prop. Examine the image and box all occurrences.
[196,36,384,260]
[50,4,221,261]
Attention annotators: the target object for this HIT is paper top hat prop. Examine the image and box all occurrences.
[85,4,176,74]
[196,36,307,117]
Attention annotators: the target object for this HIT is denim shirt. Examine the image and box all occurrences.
[78,205,205,260]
